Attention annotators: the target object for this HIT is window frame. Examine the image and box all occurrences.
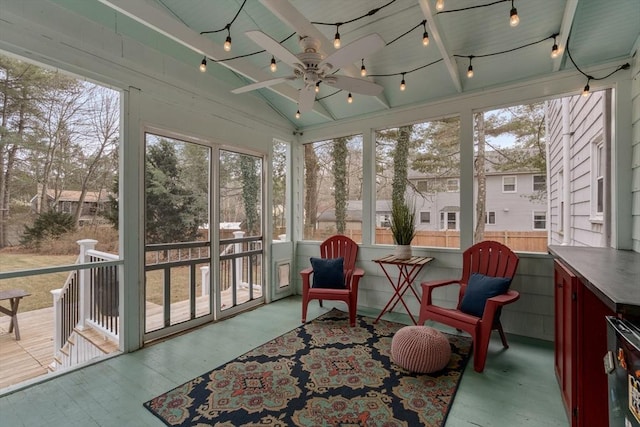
[502,176,517,193]
[533,211,547,230]
[533,175,546,192]
[420,211,431,224]
[485,211,496,225]
[591,140,605,220]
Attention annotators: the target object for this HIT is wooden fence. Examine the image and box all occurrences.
[307,229,549,253]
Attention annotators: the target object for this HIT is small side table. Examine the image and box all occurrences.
[373,255,433,324]
[0,289,31,340]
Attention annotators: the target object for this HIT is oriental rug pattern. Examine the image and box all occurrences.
[143,309,471,426]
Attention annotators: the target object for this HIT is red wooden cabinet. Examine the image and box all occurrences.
[554,260,613,427]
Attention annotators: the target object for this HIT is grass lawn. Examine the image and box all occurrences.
[0,253,77,313]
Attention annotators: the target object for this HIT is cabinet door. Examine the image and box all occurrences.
[554,260,577,424]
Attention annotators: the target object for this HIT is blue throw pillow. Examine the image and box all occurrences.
[310,257,345,289]
[459,273,512,317]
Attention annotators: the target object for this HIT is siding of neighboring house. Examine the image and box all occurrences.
[632,50,640,252]
[547,91,610,247]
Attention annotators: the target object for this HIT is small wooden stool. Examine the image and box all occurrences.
[0,289,31,340]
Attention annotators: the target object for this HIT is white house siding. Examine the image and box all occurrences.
[632,47,640,252]
[547,91,608,247]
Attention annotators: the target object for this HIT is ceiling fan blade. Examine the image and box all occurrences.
[323,75,384,96]
[231,76,296,94]
[298,85,316,113]
[319,33,385,71]
[245,30,303,69]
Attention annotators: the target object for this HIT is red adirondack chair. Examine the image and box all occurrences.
[417,240,520,372]
[300,235,364,327]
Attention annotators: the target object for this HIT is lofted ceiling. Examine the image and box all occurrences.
[61,0,638,128]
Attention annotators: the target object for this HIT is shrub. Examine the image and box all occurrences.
[21,211,76,248]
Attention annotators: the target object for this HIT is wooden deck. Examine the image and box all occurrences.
[0,286,261,390]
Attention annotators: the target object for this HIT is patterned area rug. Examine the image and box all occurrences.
[144,309,472,426]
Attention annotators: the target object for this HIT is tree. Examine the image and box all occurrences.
[391,125,412,210]
[332,137,347,234]
[303,143,319,237]
[474,113,487,242]
[145,139,203,244]
[240,155,260,236]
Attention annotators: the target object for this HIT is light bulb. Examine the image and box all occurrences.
[423,31,430,46]
[347,92,353,103]
[467,65,474,78]
[400,78,406,91]
[551,43,560,59]
[334,32,341,49]
[436,0,444,11]
[582,84,590,97]
[315,82,320,93]
[509,7,519,27]
[224,35,232,52]
[199,57,207,72]
[360,64,367,77]
[295,110,301,119]
[270,56,277,72]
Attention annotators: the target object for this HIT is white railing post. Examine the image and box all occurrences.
[50,289,63,355]
[77,239,98,330]
[200,266,210,296]
[233,231,244,289]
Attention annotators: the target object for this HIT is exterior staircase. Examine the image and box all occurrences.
[49,326,118,372]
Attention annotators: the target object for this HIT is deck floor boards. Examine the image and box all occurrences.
[0,296,568,426]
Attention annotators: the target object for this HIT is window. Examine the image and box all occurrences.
[485,211,496,225]
[558,170,564,233]
[592,141,604,217]
[533,175,546,192]
[303,134,363,242]
[502,176,517,192]
[375,117,460,248]
[440,211,458,230]
[272,140,288,241]
[533,211,547,230]
[446,179,459,192]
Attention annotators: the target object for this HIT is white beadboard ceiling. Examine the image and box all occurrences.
[56,0,639,128]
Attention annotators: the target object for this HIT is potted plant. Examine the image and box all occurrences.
[389,200,416,260]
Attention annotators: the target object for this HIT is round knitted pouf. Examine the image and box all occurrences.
[391,326,452,373]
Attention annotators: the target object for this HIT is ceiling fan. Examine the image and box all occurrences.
[231,30,386,113]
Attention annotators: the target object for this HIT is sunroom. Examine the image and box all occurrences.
[0,0,638,426]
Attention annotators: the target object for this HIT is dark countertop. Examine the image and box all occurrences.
[548,245,640,315]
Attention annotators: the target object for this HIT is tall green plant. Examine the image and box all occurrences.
[389,201,416,245]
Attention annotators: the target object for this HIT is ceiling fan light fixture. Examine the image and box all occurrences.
[199,57,207,72]
[270,56,277,72]
[509,2,519,27]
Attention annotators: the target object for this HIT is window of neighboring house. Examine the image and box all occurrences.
[375,117,460,248]
[380,214,391,227]
[592,140,604,218]
[485,211,496,225]
[502,176,517,193]
[533,211,547,230]
[303,134,363,242]
[533,175,546,192]
[440,211,458,230]
[558,170,564,233]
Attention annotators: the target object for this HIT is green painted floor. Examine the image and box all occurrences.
[0,297,568,426]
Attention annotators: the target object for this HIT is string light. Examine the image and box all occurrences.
[224,30,232,52]
[550,34,560,59]
[467,56,474,78]
[270,56,277,72]
[360,59,367,77]
[582,80,590,97]
[334,24,342,49]
[509,0,519,27]
[347,92,353,103]
[295,110,301,119]
[199,57,207,72]
[400,73,406,91]
[436,0,444,11]
[422,21,430,46]
[315,82,321,93]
